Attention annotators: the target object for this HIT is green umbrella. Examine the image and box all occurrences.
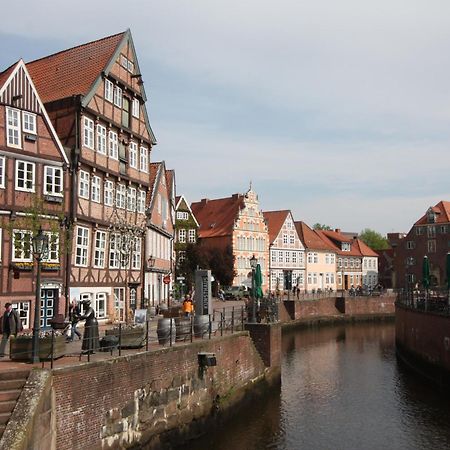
[254,264,263,298]
[446,253,450,290]
[422,255,430,290]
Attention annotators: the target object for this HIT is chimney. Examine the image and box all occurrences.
[201,198,209,205]
[232,193,239,199]
[335,228,341,233]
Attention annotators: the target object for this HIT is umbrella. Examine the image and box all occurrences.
[422,255,430,290]
[254,264,263,299]
[446,253,450,290]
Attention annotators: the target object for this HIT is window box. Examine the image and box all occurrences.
[10,262,33,271]
[105,325,145,349]
[41,262,61,272]
[10,334,66,361]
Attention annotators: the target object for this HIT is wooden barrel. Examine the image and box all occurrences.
[157,318,174,345]
[175,318,191,342]
[193,315,210,338]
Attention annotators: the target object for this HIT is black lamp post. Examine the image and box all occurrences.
[144,255,156,308]
[250,254,257,323]
[31,228,49,364]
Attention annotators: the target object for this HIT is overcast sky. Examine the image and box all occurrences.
[1,1,450,234]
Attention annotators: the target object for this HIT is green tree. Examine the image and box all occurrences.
[313,223,332,230]
[359,228,389,250]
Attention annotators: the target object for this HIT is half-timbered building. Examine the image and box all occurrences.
[0,60,70,329]
[27,31,157,322]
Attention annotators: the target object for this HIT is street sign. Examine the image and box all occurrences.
[163,275,171,284]
[177,276,185,281]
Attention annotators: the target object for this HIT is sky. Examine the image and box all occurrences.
[1,0,450,235]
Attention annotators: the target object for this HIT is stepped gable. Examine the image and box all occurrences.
[191,194,245,238]
[263,210,290,244]
[26,32,125,103]
[415,201,450,225]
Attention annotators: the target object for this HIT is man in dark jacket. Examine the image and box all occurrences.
[0,303,23,357]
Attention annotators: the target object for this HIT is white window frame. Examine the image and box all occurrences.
[109,232,121,269]
[104,79,114,103]
[132,98,140,118]
[188,229,196,243]
[108,130,118,160]
[179,229,186,243]
[12,230,32,262]
[132,238,141,270]
[43,232,59,263]
[15,160,35,192]
[137,190,146,213]
[79,171,90,199]
[127,187,136,211]
[116,184,126,209]
[139,146,148,172]
[83,117,94,149]
[91,176,101,203]
[96,124,107,155]
[6,107,21,148]
[104,180,114,207]
[0,156,5,189]
[129,142,138,169]
[75,226,89,267]
[95,293,107,319]
[22,111,37,134]
[114,86,123,108]
[44,166,63,196]
[12,302,30,330]
[94,230,107,269]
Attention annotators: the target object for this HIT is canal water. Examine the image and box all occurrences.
[182,321,450,450]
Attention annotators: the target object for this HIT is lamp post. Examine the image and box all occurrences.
[145,255,155,308]
[250,254,257,323]
[31,228,49,364]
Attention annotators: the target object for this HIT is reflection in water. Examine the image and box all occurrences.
[183,322,450,450]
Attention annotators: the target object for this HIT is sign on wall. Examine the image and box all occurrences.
[194,269,212,316]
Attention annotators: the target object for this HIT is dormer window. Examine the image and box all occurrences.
[427,208,437,223]
[341,242,351,251]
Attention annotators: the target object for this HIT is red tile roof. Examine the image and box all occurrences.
[263,210,290,244]
[295,221,336,252]
[316,230,362,256]
[191,195,245,238]
[26,32,125,103]
[147,162,161,207]
[165,169,175,202]
[415,201,450,225]
[353,239,379,257]
[320,229,352,243]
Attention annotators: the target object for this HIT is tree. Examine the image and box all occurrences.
[313,223,332,230]
[359,228,389,250]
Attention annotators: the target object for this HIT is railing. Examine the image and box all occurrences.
[397,289,450,316]
[277,288,389,301]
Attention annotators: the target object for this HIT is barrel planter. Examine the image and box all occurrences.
[157,318,175,345]
[193,315,210,338]
[105,327,145,349]
[10,335,66,361]
[175,318,191,342]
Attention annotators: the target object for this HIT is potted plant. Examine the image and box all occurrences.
[10,330,66,361]
[105,324,145,349]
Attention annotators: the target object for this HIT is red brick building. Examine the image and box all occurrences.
[0,60,70,328]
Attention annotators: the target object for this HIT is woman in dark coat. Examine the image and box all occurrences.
[79,300,99,354]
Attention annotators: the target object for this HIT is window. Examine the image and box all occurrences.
[6,107,21,148]
[132,98,140,118]
[285,252,290,263]
[12,302,30,329]
[91,176,101,203]
[94,231,107,268]
[96,124,107,154]
[292,252,297,263]
[108,131,118,159]
[127,187,136,211]
[95,293,107,319]
[440,225,448,234]
[278,251,283,263]
[325,254,330,264]
[129,142,138,168]
[12,230,32,261]
[416,227,424,235]
[139,146,148,172]
[22,112,36,134]
[44,232,59,263]
[44,166,63,196]
[109,233,120,269]
[307,253,313,263]
[114,86,122,107]
[0,156,6,188]
[188,229,196,243]
[104,180,114,206]
[83,117,94,149]
[342,242,351,251]
[406,257,415,266]
[179,251,186,263]
[428,240,436,253]
[79,171,90,199]
[116,184,126,209]
[427,226,436,238]
[406,241,415,250]
[120,55,135,73]
[104,79,114,102]
[179,229,186,243]
[15,161,35,192]
[283,234,288,244]
[132,238,141,270]
[177,211,189,220]
[122,97,130,128]
[289,235,295,245]
[137,190,146,213]
[75,226,89,266]
[313,253,318,263]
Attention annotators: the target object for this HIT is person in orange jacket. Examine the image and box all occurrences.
[182,294,194,317]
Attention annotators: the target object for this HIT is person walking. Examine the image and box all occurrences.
[67,299,82,342]
[78,300,99,354]
[0,303,23,357]
[182,294,194,317]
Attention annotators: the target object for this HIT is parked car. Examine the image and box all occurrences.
[223,286,248,300]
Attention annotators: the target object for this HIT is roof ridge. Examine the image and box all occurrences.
[27,31,127,65]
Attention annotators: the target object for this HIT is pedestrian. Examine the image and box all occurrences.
[78,300,99,354]
[0,303,23,357]
[67,299,82,342]
[182,294,194,317]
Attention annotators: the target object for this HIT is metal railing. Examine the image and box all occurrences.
[397,289,450,316]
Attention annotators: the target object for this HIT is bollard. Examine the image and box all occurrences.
[170,318,173,347]
[118,323,122,356]
[145,320,149,352]
[50,329,55,369]
[231,307,235,334]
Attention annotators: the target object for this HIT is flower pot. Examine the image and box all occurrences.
[105,327,145,349]
[10,335,66,361]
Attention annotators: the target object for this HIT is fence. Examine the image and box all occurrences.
[397,289,450,316]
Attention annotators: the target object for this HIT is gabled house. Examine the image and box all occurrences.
[27,30,157,322]
[354,239,379,289]
[295,222,337,292]
[191,187,269,292]
[263,210,305,293]
[144,162,175,307]
[0,59,70,328]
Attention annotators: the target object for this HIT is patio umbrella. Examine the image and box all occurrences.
[422,255,430,290]
[254,264,263,299]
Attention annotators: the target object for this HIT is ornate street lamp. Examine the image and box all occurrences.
[250,254,258,322]
[31,228,49,363]
[147,254,156,269]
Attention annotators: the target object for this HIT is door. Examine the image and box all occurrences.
[284,271,292,291]
[40,288,58,329]
[114,288,125,322]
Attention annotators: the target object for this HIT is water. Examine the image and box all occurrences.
[183,322,450,450]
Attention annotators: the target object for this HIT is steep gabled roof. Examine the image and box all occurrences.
[415,201,450,225]
[27,32,125,104]
[263,210,290,244]
[175,195,200,227]
[165,169,175,205]
[354,239,379,257]
[191,195,245,238]
[0,62,17,88]
[295,221,336,252]
[147,162,162,211]
[320,229,352,243]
